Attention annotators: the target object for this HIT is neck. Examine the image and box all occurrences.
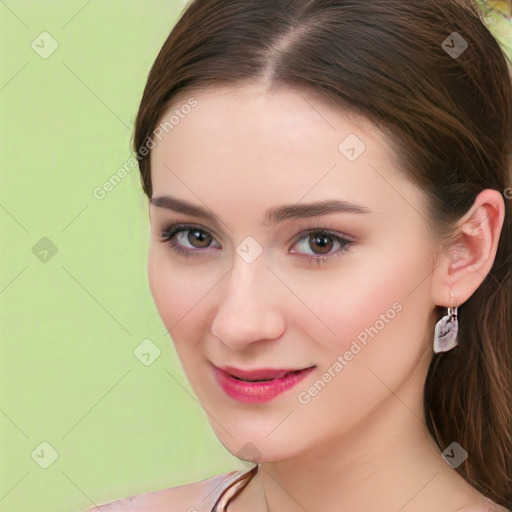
[232,357,481,512]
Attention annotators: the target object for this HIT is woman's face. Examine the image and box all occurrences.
[148,84,438,461]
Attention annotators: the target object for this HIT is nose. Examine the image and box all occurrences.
[210,255,286,350]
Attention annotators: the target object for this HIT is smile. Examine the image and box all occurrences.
[212,364,316,403]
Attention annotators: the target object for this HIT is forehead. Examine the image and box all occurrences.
[149,84,417,218]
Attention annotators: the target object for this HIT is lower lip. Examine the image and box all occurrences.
[213,366,315,403]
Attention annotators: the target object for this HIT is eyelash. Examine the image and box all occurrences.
[158,223,353,266]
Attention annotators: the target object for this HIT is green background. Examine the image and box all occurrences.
[0,2,243,511]
[0,2,510,511]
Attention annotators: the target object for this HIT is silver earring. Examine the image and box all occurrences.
[433,306,459,353]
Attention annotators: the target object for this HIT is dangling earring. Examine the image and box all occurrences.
[433,306,459,353]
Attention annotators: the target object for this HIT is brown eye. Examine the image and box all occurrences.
[160,224,221,256]
[309,234,334,255]
[290,230,353,264]
[187,229,212,248]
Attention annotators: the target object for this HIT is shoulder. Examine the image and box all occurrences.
[84,470,243,512]
[454,498,511,512]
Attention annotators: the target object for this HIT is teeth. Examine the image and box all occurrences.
[233,371,296,382]
[234,376,275,382]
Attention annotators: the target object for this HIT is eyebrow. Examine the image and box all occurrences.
[150,195,373,226]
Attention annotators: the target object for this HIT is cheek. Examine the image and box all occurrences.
[148,249,179,328]
[284,254,433,432]
[282,248,429,353]
[290,246,433,417]
[147,246,224,345]
[148,247,200,337]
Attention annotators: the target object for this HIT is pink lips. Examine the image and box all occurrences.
[212,364,315,403]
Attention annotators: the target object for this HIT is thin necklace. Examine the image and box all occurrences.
[261,468,270,512]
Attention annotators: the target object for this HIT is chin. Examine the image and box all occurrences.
[211,423,303,464]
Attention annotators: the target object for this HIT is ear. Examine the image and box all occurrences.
[430,189,505,308]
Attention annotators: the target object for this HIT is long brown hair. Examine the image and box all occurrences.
[133,0,512,507]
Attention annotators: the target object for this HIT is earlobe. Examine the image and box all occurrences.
[430,189,505,308]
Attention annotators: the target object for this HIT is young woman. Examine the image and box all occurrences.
[88,0,511,510]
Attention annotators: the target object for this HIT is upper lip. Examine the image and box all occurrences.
[215,364,315,381]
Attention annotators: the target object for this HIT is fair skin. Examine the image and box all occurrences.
[89,83,505,512]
